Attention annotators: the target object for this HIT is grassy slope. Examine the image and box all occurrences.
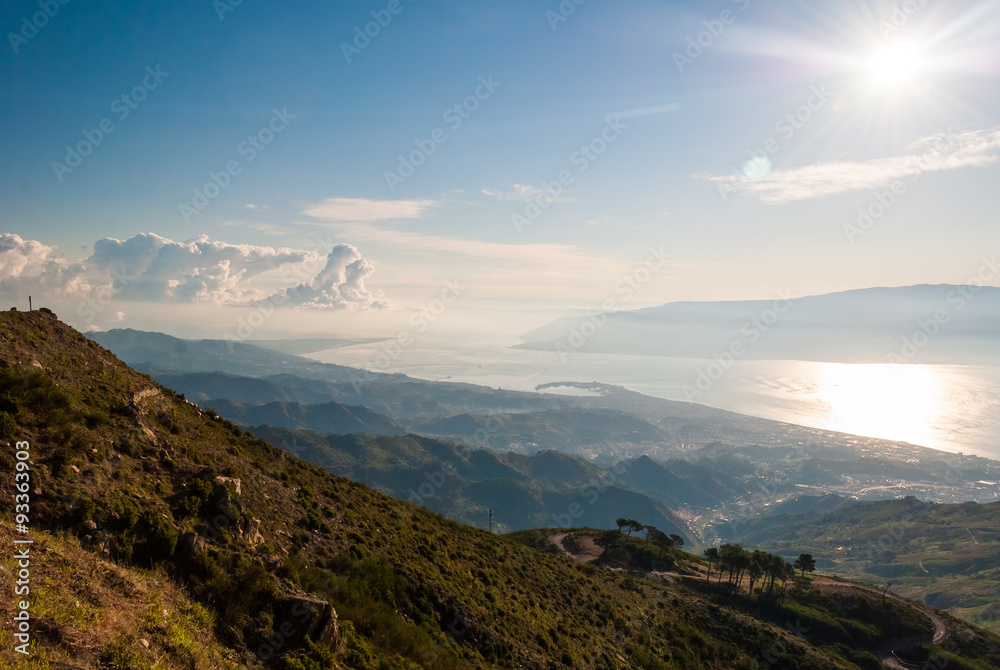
[730,497,1000,632]
[0,310,996,669]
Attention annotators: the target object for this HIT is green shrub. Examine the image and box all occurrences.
[74,496,97,523]
[133,510,179,564]
[176,478,215,519]
[0,410,16,439]
[283,637,338,670]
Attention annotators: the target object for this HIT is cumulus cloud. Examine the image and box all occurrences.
[263,243,390,310]
[0,232,388,313]
[303,197,434,221]
[88,233,314,304]
[705,126,1000,204]
[0,234,92,304]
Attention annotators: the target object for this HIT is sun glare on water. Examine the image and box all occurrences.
[819,364,945,448]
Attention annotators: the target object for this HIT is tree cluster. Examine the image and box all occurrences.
[702,545,814,598]
[597,519,684,558]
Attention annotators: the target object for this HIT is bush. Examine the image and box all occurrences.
[283,637,338,670]
[84,411,108,429]
[176,478,215,519]
[0,391,19,414]
[133,510,179,564]
[73,496,97,524]
[0,410,16,439]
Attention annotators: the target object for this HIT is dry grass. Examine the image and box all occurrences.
[0,528,249,669]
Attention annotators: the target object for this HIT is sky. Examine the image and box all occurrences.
[1,0,999,341]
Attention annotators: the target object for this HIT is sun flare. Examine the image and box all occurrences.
[866,42,927,88]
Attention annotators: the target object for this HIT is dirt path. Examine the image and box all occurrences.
[549,532,603,563]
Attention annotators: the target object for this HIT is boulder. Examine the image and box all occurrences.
[214,476,241,495]
[285,594,339,648]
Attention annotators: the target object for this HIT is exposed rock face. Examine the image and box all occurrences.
[285,594,339,648]
[247,518,264,547]
[181,532,207,556]
[214,476,241,495]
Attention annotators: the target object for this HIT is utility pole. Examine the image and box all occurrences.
[488,509,493,533]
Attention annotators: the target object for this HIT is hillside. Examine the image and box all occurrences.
[723,496,1000,632]
[3,309,1000,669]
[244,428,695,540]
[204,399,406,437]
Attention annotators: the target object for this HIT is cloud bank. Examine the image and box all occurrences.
[706,126,1000,204]
[0,232,389,314]
[0,234,93,303]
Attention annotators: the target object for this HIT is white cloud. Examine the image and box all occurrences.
[303,197,435,221]
[262,244,390,310]
[0,232,390,314]
[706,126,1000,204]
[0,234,92,304]
[88,233,313,304]
[481,184,553,201]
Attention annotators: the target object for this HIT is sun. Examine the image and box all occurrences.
[866,42,927,88]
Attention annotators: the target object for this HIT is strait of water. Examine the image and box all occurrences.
[307,343,1000,460]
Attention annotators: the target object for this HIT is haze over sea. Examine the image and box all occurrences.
[308,343,1000,461]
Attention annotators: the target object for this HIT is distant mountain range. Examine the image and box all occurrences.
[516,284,1000,363]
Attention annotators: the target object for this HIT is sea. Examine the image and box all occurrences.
[306,342,1000,461]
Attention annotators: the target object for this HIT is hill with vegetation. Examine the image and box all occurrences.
[723,495,1000,633]
[2,309,999,669]
[246,426,700,540]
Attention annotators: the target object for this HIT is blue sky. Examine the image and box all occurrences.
[1,0,999,339]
